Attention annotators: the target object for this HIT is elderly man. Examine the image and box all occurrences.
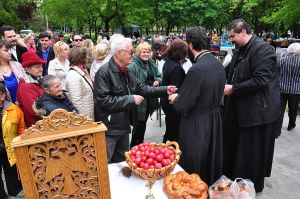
[223,19,281,192]
[277,43,300,133]
[168,27,225,185]
[17,52,46,127]
[94,37,176,163]
[0,26,27,63]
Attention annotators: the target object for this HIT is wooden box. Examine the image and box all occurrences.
[11,109,111,199]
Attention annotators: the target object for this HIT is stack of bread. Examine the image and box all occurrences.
[163,171,208,199]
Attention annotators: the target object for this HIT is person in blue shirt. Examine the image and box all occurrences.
[36,32,55,75]
[0,40,26,103]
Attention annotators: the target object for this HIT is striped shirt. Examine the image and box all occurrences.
[279,54,300,94]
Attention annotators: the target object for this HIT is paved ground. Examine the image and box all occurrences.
[3,110,300,198]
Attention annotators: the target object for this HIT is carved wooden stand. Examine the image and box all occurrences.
[11,109,111,199]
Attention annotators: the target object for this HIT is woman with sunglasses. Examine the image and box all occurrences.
[128,42,162,148]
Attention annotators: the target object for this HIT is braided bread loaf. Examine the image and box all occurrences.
[163,171,208,199]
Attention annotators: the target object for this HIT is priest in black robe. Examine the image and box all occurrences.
[169,27,225,185]
[223,19,281,192]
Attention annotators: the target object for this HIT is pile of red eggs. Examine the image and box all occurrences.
[129,142,176,170]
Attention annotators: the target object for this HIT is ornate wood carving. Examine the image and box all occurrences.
[12,109,111,199]
[28,135,99,198]
[25,109,95,135]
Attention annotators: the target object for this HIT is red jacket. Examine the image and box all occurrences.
[17,77,43,127]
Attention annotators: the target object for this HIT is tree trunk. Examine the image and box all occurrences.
[104,19,110,33]
[292,23,300,38]
[94,19,98,41]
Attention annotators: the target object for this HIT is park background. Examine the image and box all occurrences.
[0,0,299,40]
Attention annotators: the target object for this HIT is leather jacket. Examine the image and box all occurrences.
[94,57,168,135]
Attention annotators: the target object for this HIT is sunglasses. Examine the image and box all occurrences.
[74,39,82,42]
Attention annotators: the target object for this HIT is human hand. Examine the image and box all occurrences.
[133,95,144,105]
[168,93,178,104]
[224,84,233,95]
[153,81,159,87]
[167,85,177,95]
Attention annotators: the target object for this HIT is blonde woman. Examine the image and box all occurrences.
[23,34,36,53]
[128,42,162,147]
[48,41,70,89]
[82,39,94,69]
[89,43,109,81]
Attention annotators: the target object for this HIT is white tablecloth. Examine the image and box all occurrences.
[108,161,183,199]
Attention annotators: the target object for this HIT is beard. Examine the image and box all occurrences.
[187,46,195,63]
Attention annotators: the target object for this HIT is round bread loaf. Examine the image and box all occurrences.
[163,171,208,199]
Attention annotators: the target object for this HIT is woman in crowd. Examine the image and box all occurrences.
[48,41,70,89]
[89,43,109,82]
[0,40,26,103]
[23,34,36,53]
[277,43,300,135]
[33,75,78,116]
[82,39,94,70]
[65,47,94,120]
[0,83,25,198]
[157,39,169,61]
[128,42,162,147]
[161,39,187,143]
[17,51,46,127]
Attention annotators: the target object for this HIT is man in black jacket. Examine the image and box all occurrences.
[0,26,27,63]
[223,19,281,192]
[94,37,176,163]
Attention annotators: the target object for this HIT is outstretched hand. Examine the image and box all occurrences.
[133,95,144,105]
[168,93,178,104]
[224,84,233,95]
[167,85,177,95]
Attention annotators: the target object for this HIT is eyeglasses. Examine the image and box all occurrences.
[74,39,82,42]
[120,50,134,56]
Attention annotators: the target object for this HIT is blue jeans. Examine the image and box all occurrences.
[106,134,129,163]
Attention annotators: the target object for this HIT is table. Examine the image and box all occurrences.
[220,46,234,53]
[108,161,184,199]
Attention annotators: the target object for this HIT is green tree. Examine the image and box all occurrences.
[262,0,300,37]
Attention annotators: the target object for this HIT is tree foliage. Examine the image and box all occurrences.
[3,0,298,38]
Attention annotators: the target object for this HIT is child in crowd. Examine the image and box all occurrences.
[0,83,25,198]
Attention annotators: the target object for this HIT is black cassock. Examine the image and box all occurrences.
[173,52,225,185]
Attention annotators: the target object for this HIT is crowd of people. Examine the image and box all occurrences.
[0,18,299,198]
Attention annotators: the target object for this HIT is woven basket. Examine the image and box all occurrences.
[125,141,181,180]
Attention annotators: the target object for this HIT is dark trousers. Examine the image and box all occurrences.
[130,107,150,148]
[0,152,22,197]
[130,120,147,148]
[106,133,129,163]
[163,108,180,143]
[223,120,276,193]
[278,93,300,134]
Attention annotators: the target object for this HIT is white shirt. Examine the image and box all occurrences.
[48,58,70,89]
[10,46,18,61]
